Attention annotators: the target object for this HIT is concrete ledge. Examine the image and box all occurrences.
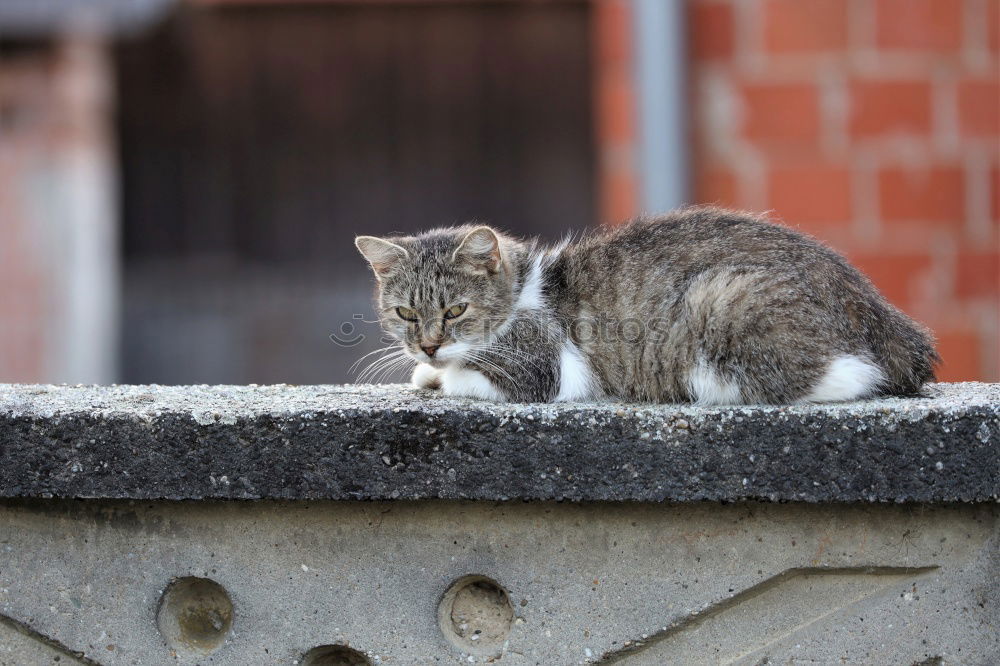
[1,383,997,502]
[1,383,998,664]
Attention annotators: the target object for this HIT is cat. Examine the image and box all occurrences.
[354,207,938,404]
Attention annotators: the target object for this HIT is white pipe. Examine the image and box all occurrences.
[632,0,689,212]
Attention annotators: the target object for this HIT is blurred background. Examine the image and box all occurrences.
[0,0,996,386]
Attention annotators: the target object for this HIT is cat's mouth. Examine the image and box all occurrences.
[412,340,470,366]
[409,347,446,366]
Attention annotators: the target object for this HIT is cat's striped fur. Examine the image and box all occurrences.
[355,207,938,404]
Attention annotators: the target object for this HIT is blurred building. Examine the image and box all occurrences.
[0,0,996,385]
[0,25,120,384]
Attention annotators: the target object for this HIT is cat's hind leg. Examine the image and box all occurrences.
[801,354,885,403]
[682,269,886,405]
[694,336,887,405]
[686,358,743,406]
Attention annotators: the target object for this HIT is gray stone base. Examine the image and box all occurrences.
[1,500,996,665]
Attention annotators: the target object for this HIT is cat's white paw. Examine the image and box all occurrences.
[412,363,443,390]
[440,366,506,401]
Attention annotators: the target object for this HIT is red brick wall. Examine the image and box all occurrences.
[687,0,999,381]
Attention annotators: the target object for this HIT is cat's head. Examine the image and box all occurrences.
[355,225,518,367]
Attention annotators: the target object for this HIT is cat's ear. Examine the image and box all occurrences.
[355,236,409,278]
[453,226,502,274]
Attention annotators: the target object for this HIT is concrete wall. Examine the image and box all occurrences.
[0,382,997,664]
[0,500,996,665]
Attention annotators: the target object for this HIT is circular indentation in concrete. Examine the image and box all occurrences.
[301,645,372,666]
[438,575,514,656]
[156,577,233,654]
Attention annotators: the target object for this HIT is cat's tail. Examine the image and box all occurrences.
[870,305,940,396]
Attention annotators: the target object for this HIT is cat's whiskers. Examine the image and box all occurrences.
[350,343,404,374]
[465,343,549,385]
[354,348,404,376]
[355,348,410,383]
[477,354,533,382]
[476,343,547,373]
[465,351,519,387]
[372,355,416,383]
[367,356,413,384]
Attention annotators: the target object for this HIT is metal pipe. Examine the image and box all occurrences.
[632,0,689,213]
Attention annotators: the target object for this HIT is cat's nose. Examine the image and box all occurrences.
[420,344,440,358]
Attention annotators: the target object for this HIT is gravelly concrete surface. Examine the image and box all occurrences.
[0,383,996,502]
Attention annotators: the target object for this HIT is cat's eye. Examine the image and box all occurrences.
[444,303,468,319]
[396,306,419,322]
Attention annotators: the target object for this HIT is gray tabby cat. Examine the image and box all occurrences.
[355,207,937,404]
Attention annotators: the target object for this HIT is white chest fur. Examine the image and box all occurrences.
[555,340,597,402]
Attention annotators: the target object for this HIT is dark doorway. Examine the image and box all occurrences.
[115,2,596,384]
